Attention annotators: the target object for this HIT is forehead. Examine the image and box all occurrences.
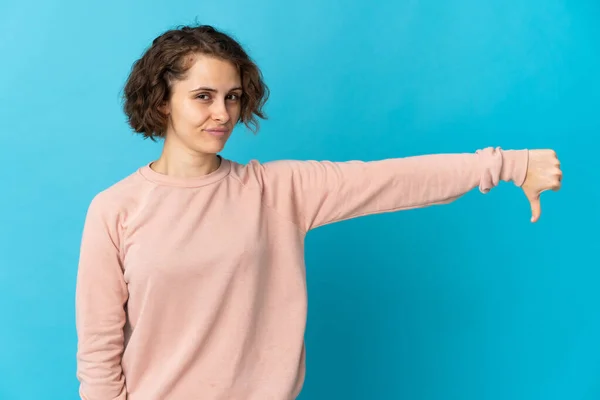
[180,54,241,89]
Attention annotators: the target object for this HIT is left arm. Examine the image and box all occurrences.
[252,147,530,232]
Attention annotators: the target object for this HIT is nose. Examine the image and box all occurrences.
[210,100,230,124]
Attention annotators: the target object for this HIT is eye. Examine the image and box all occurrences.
[196,93,211,101]
[227,93,242,101]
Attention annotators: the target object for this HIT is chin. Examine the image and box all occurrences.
[197,140,227,155]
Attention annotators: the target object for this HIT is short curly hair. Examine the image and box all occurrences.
[122,24,269,140]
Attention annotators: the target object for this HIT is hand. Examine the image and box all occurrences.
[521,149,562,223]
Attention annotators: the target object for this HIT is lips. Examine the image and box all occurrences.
[204,128,228,137]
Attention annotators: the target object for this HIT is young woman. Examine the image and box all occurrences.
[75,24,562,400]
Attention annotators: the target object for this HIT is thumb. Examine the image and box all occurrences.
[528,193,541,223]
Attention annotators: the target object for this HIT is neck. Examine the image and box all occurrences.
[150,138,221,178]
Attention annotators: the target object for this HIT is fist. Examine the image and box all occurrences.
[521,149,562,223]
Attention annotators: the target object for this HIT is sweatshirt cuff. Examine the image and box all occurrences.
[500,149,529,187]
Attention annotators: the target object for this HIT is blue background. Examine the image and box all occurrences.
[1,0,598,399]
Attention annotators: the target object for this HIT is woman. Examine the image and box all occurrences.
[75,24,562,400]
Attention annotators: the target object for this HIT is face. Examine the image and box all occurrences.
[162,54,242,155]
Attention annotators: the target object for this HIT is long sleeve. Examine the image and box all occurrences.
[75,194,128,400]
[254,147,528,232]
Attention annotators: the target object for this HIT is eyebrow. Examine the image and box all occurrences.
[190,86,243,93]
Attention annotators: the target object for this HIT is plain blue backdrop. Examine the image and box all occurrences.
[1,0,598,399]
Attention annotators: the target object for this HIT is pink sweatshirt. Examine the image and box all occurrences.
[75,147,528,400]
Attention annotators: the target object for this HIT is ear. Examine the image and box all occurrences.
[159,100,170,115]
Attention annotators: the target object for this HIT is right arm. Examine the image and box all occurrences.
[75,194,128,400]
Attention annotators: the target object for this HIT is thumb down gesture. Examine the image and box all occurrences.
[521,149,563,223]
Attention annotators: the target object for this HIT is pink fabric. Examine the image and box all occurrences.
[76,148,528,399]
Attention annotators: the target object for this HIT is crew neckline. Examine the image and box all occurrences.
[138,156,232,188]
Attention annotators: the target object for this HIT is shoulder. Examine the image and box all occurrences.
[84,166,150,223]
[227,158,265,187]
[227,158,301,192]
[227,158,303,186]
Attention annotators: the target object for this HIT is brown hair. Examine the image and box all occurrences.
[122,24,269,140]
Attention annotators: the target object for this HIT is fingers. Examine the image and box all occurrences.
[549,151,562,191]
[551,166,562,191]
[523,149,562,221]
